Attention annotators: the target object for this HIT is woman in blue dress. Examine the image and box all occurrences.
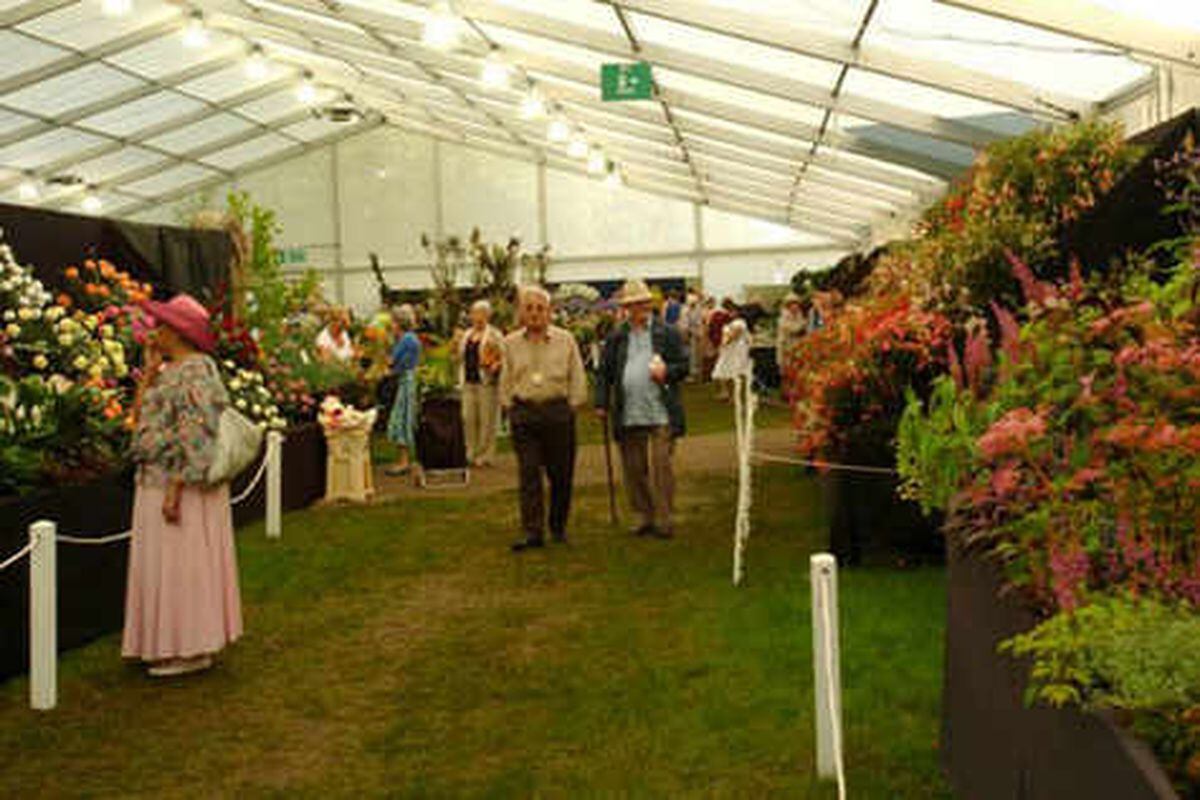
[386,304,422,476]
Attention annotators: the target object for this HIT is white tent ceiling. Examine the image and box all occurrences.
[0,0,1191,247]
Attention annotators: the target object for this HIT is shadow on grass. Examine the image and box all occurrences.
[0,465,947,799]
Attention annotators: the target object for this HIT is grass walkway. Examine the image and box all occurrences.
[0,462,948,798]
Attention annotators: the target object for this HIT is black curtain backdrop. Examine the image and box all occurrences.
[1061,108,1199,272]
[0,203,233,300]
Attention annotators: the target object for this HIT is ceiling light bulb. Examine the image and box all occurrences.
[245,48,268,80]
[587,147,606,175]
[423,2,462,51]
[480,51,510,90]
[81,193,102,214]
[567,135,588,160]
[183,15,208,48]
[547,116,569,143]
[17,179,39,202]
[296,74,317,104]
[101,0,132,16]
[519,88,546,120]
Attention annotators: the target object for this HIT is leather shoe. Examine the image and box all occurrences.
[511,537,545,552]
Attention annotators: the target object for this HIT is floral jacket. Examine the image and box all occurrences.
[132,355,228,487]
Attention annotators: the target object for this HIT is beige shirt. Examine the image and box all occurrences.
[500,325,589,409]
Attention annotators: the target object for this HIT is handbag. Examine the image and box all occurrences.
[207,406,265,485]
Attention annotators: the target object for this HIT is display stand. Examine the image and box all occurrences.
[320,409,377,503]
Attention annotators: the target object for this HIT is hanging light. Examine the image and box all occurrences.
[296,72,317,104]
[586,146,606,175]
[547,114,570,143]
[604,164,623,189]
[245,46,268,80]
[17,177,39,202]
[519,86,546,120]
[566,133,588,159]
[182,13,209,49]
[81,191,102,214]
[422,1,462,51]
[480,50,510,91]
[101,0,132,16]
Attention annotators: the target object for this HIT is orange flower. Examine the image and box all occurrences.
[84,259,97,271]
[98,260,115,278]
[96,285,111,298]
[64,266,79,280]
[57,293,73,308]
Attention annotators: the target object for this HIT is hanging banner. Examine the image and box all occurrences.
[601,61,653,101]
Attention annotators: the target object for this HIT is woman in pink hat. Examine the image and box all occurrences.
[123,293,243,677]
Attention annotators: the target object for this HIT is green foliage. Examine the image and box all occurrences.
[416,340,456,398]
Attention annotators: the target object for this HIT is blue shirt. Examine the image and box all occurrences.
[621,325,669,428]
[664,299,682,326]
[390,332,421,374]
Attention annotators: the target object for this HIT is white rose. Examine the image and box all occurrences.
[46,307,63,321]
[89,365,103,379]
[5,323,19,338]
[99,324,114,338]
[96,356,110,370]
[229,378,243,391]
[72,355,88,371]
[252,404,262,415]
[224,360,236,370]
[58,334,73,347]
[17,308,32,321]
[236,399,248,410]
[82,316,97,331]
[3,310,14,322]
[32,354,48,370]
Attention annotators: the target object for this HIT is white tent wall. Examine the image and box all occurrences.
[132,125,848,313]
[1103,63,1200,137]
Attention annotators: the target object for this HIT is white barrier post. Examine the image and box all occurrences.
[811,553,844,796]
[266,430,283,539]
[29,520,57,711]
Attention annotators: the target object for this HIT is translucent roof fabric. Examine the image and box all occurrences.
[0,0,1177,238]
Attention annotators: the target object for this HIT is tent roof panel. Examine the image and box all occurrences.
[696,0,872,39]
[0,127,104,170]
[74,145,167,183]
[1,62,144,117]
[236,87,337,124]
[120,162,219,197]
[868,0,1152,103]
[143,113,257,154]
[654,68,829,129]
[200,131,293,169]
[0,30,68,81]
[108,28,244,79]
[17,0,180,50]
[77,90,207,137]
[177,60,295,103]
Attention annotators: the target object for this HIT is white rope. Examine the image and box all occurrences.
[230,454,269,505]
[732,373,757,586]
[0,541,33,571]
[819,573,848,800]
[56,530,132,545]
[753,452,897,476]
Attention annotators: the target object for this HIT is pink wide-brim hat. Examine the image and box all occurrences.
[140,293,217,354]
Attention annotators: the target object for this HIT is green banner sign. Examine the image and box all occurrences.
[601,61,653,102]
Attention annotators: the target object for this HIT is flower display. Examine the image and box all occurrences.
[317,395,376,432]
[220,360,286,430]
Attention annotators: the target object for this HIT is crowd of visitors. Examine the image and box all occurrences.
[117,279,829,678]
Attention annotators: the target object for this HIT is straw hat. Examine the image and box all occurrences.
[618,278,653,305]
[783,291,804,307]
[140,293,216,353]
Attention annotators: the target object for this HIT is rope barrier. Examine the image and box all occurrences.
[0,541,33,572]
[56,530,132,546]
[230,454,269,505]
[753,452,898,476]
[819,572,848,800]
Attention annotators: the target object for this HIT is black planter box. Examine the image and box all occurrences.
[0,423,325,683]
[822,467,942,567]
[942,542,1179,799]
[416,395,467,470]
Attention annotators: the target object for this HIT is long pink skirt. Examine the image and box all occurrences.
[121,481,243,661]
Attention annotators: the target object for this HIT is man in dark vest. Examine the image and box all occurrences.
[595,279,689,539]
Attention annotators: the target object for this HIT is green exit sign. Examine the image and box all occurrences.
[601,61,653,101]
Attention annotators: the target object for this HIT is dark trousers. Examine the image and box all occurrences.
[510,399,577,541]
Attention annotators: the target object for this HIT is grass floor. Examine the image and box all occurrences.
[374,382,793,462]
[0,465,948,799]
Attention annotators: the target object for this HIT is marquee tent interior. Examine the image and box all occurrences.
[0,0,1196,304]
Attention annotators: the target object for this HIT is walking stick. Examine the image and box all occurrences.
[601,407,619,526]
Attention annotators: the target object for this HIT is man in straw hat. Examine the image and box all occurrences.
[500,285,590,552]
[595,278,689,539]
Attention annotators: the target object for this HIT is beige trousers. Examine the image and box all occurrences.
[462,382,500,465]
[618,426,676,532]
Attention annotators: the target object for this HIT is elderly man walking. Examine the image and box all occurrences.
[595,279,689,539]
[500,286,590,552]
